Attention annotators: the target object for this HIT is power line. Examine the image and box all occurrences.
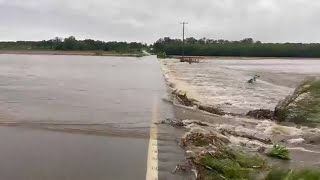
[180,22,188,60]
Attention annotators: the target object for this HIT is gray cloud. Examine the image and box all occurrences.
[0,0,320,43]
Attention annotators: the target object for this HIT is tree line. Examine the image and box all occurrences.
[0,36,147,53]
[152,37,320,58]
[2,36,320,57]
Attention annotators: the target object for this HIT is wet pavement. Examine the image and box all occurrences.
[0,126,148,180]
[0,54,186,180]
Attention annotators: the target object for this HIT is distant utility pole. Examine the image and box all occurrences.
[180,22,188,60]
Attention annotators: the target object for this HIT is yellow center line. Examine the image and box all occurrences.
[146,97,159,180]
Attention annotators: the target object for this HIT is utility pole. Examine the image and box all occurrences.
[180,22,188,60]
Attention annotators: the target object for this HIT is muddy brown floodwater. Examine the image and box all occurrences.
[161,58,320,170]
[0,54,188,180]
[162,58,320,114]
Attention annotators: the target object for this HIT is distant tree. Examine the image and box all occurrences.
[240,38,254,44]
[185,37,196,44]
[218,39,227,44]
[82,39,95,50]
[51,37,63,50]
[198,38,207,44]
[53,37,62,43]
[63,36,78,50]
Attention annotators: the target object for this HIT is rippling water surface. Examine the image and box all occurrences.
[0,55,167,136]
[163,58,320,114]
[162,58,320,169]
[0,54,172,179]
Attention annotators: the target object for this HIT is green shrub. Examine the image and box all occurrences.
[156,52,167,58]
[267,145,290,160]
[199,149,267,179]
[275,78,320,124]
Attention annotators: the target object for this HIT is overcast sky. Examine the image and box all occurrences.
[0,0,319,43]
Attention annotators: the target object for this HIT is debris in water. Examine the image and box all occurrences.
[172,163,191,174]
[172,90,226,116]
[247,74,260,83]
[181,131,230,148]
[198,105,225,116]
[182,120,209,127]
[219,124,272,144]
[247,109,274,120]
[172,90,197,107]
[156,118,184,127]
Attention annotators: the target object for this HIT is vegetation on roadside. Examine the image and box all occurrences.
[274,77,320,124]
[0,36,147,54]
[153,37,320,57]
[156,52,167,58]
[193,146,320,180]
[267,145,290,160]
[174,119,319,180]
[197,148,268,179]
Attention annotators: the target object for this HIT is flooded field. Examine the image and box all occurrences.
[161,58,320,169]
[162,58,320,114]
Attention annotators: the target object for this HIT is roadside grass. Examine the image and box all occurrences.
[276,78,320,124]
[198,148,268,179]
[156,52,167,58]
[267,145,290,160]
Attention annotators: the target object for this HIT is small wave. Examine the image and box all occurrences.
[0,121,149,139]
[287,147,320,154]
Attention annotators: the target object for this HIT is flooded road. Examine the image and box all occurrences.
[3,55,319,179]
[0,126,148,180]
[0,55,163,130]
[0,55,183,179]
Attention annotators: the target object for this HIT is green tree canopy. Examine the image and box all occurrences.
[152,37,320,57]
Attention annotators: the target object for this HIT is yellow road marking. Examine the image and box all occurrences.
[146,97,159,180]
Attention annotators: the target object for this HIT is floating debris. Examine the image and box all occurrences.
[247,109,274,120]
[219,124,272,145]
[198,105,225,116]
[172,90,197,107]
[156,118,184,127]
[247,74,260,83]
